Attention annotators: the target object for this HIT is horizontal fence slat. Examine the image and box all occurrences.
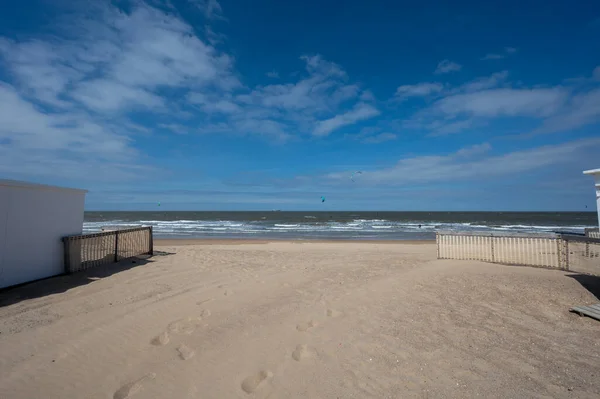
[63,226,151,241]
[62,226,153,273]
[436,230,559,239]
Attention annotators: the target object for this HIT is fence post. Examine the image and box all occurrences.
[491,235,495,263]
[556,239,562,270]
[564,239,569,271]
[63,238,71,274]
[149,226,154,256]
[436,233,439,259]
[114,230,120,263]
[585,241,590,258]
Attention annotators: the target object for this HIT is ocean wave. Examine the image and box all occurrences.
[82,218,594,239]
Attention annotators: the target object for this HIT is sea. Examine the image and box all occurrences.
[83,211,598,241]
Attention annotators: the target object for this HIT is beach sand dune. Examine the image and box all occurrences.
[1,241,599,398]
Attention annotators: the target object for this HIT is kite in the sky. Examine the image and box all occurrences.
[321,196,326,203]
[158,202,161,206]
[350,171,362,182]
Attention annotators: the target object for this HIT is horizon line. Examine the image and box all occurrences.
[83,209,596,213]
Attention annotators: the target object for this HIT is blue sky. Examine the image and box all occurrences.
[0,0,599,211]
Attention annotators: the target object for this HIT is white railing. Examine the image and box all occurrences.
[437,231,561,268]
[436,231,600,275]
[586,228,600,239]
[562,235,600,275]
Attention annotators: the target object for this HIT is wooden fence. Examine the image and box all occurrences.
[586,228,600,239]
[62,226,153,273]
[561,234,600,275]
[436,231,600,275]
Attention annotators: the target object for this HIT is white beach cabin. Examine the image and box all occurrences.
[583,168,600,229]
[0,180,87,289]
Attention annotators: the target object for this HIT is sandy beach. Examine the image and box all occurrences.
[1,241,599,398]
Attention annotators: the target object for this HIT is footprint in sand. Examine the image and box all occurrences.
[200,309,211,318]
[292,344,309,361]
[196,298,214,306]
[167,317,203,335]
[326,309,342,318]
[224,289,233,296]
[150,331,170,346]
[114,373,156,399]
[241,370,272,394]
[296,320,317,332]
[177,344,195,360]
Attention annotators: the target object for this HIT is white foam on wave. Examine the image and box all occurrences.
[83,218,594,237]
[331,226,361,230]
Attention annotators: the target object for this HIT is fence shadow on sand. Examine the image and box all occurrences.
[0,251,175,308]
[567,273,600,301]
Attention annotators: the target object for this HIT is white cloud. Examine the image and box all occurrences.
[481,47,518,61]
[360,90,376,102]
[266,71,279,78]
[188,0,224,20]
[398,71,510,135]
[325,138,600,185]
[72,79,165,112]
[0,83,130,155]
[0,2,239,115]
[0,2,379,151]
[0,1,242,182]
[331,84,361,104]
[2,0,597,193]
[0,82,150,182]
[395,82,443,97]
[314,103,380,136]
[158,123,191,134]
[593,66,600,81]
[457,71,509,92]
[434,59,462,74]
[428,119,478,136]
[434,88,567,118]
[401,67,600,136]
[204,25,226,45]
[0,38,82,107]
[481,53,505,60]
[242,55,352,111]
[363,133,397,144]
[188,92,241,114]
[232,118,291,140]
[223,54,372,138]
[455,142,491,157]
[533,88,600,134]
